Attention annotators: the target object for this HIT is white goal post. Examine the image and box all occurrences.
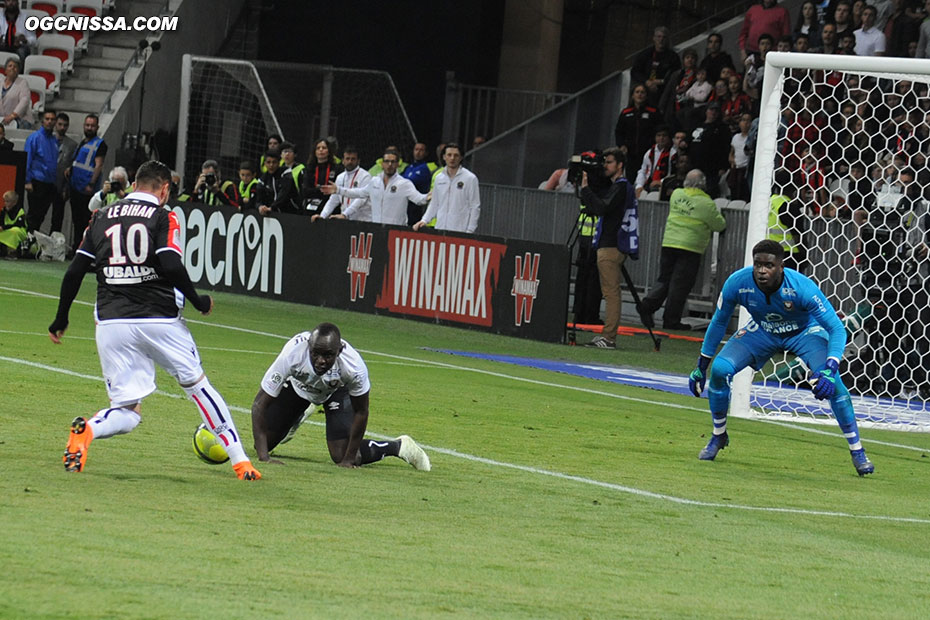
[732,52,930,432]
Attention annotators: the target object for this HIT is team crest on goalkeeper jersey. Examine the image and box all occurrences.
[783,300,794,311]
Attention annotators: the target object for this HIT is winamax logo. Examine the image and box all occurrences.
[347,232,374,301]
[511,252,541,326]
[376,230,506,326]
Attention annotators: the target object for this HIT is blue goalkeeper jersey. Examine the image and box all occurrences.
[702,267,846,361]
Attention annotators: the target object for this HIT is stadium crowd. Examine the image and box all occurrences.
[614,0,930,206]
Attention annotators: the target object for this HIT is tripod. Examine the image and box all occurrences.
[620,263,662,352]
[564,205,661,351]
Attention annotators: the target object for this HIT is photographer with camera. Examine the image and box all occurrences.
[193,159,239,208]
[88,166,130,213]
[578,147,640,349]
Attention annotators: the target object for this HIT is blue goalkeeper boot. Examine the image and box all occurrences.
[850,449,874,476]
[698,432,728,461]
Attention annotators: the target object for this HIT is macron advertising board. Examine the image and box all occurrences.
[172,204,570,342]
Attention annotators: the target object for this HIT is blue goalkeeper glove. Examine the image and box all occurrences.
[689,355,712,397]
[811,359,839,400]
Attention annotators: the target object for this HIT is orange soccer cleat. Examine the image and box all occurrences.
[63,416,94,472]
[232,461,262,481]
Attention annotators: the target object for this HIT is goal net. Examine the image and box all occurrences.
[733,52,930,433]
[176,56,416,192]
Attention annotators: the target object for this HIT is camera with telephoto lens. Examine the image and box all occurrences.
[567,150,604,188]
[204,173,217,187]
[107,179,123,195]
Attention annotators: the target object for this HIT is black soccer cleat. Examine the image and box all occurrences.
[698,432,729,461]
[851,449,874,476]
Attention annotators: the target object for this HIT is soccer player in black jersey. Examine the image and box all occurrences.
[49,160,261,480]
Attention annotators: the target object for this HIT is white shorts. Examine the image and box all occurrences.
[95,318,204,407]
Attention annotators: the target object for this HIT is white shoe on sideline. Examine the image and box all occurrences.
[397,435,431,471]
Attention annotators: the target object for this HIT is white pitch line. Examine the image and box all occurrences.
[3,282,929,454]
[2,352,928,525]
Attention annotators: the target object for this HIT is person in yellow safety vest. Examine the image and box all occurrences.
[768,174,806,273]
[573,205,603,325]
[0,190,27,257]
[88,166,130,212]
[238,160,262,210]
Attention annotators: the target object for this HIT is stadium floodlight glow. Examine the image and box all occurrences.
[734,52,930,432]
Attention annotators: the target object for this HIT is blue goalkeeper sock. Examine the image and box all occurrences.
[830,386,862,451]
[707,357,735,435]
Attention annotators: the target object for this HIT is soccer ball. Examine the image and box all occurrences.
[192,424,229,464]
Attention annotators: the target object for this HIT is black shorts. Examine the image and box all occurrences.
[272,382,354,442]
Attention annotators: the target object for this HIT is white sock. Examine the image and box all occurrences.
[88,407,141,439]
[183,376,249,465]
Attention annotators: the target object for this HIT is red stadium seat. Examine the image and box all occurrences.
[26,0,64,18]
[24,74,47,113]
[67,0,103,19]
[24,54,62,96]
[37,34,75,73]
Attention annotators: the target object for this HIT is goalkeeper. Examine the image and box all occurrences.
[688,239,874,476]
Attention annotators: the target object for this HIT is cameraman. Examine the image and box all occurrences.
[88,166,130,212]
[193,159,239,207]
[579,147,640,349]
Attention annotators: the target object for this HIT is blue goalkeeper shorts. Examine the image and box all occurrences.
[717,319,830,374]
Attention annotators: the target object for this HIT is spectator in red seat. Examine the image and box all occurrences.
[739,0,792,64]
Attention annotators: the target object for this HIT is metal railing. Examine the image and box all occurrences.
[442,72,572,147]
[100,0,175,115]
[475,183,751,309]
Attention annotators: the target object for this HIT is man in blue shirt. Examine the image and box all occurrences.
[688,239,874,476]
[401,142,437,225]
[24,110,60,232]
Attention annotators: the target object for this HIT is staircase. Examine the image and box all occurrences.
[59,0,170,140]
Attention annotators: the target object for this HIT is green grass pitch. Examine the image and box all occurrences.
[2,260,930,619]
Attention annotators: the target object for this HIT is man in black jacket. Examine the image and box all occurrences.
[579,148,640,349]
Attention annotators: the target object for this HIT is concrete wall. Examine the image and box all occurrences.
[100,0,247,170]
